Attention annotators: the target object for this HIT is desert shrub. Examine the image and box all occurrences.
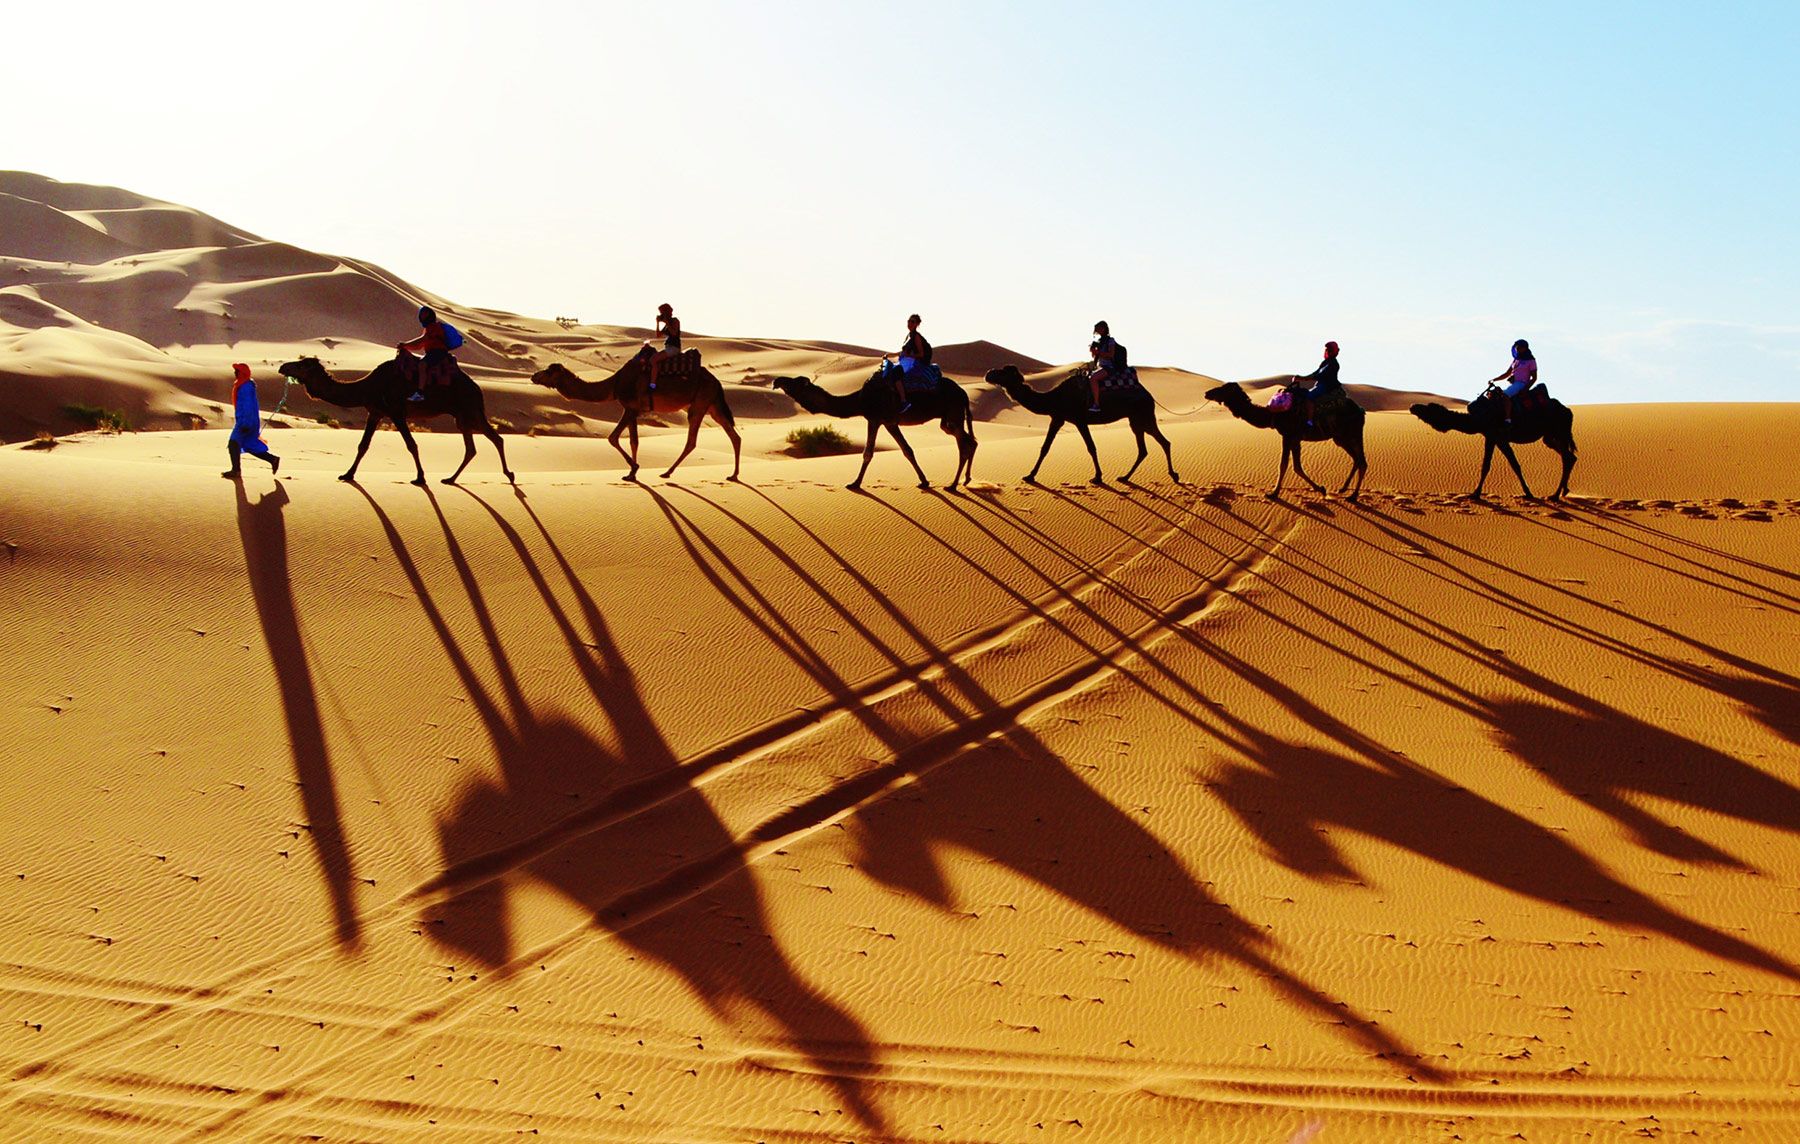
[314,414,341,428]
[24,431,57,450]
[786,425,857,456]
[490,418,515,434]
[62,403,130,432]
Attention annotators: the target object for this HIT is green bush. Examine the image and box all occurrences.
[785,424,857,456]
[62,403,131,432]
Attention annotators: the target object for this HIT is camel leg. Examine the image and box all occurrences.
[342,413,381,482]
[1119,425,1149,483]
[940,420,965,489]
[485,423,515,484]
[443,427,477,485]
[661,407,707,479]
[609,411,640,481]
[1074,422,1104,484]
[849,420,880,490]
[717,408,744,482]
[1497,440,1534,498]
[393,417,427,486]
[1272,439,1291,498]
[1147,419,1177,483]
[1471,440,1497,499]
[1338,436,1368,502]
[962,408,977,485]
[886,421,930,489]
[1288,439,1327,495]
[1024,419,1064,484]
[1548,433,1576,500]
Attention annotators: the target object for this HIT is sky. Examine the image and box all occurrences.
[9,1,1798,402]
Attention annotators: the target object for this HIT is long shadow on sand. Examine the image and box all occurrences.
[234,480,360,949]
[353,486,887,1131]
[654,484,1442,1078]
[865,486,1800,981]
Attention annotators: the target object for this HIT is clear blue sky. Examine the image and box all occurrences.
[10,1,1797,402]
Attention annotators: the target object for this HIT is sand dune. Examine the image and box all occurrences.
[2,172,1797,1141]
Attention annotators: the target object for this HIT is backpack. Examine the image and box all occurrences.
[440,321,465,351]
[1112,341,1129,370]
[916,333,933,365]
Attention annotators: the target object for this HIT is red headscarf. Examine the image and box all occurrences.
[232,362,254,403]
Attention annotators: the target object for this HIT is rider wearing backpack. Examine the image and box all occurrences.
[401,305,462,400]
[891,313,931,412]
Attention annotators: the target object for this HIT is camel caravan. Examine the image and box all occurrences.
[254,308,1575,502]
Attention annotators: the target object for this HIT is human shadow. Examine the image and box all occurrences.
[233,480,360,949]
[656,485,1442,1077]
[352,486,886,1130]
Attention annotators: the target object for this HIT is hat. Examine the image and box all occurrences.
[232,362,252,382]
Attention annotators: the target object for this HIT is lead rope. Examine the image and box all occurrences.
[268,374,300,420]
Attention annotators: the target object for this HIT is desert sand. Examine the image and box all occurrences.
[2,173,1797,1142]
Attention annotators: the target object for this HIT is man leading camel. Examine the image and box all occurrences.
[222,362,280,479]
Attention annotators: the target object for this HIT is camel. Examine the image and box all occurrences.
[531,355,742,481]
[772,365,977,490]
[278,355,514,486]
[1205,382,1369,501]
[1411,386,1577,500]
[984,364,1178,485]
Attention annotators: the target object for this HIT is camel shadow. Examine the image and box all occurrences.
[1488,697,1800,868]
[1216,728,1798,981]
[234,480,360,949]
[353,485,887,1131]
[657,484,1441,1077]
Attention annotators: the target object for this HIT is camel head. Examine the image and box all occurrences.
[530,362,577,389]
[770,376,814,398]
[278,357,331,394]
[1409,402,1461,433]
[1204,382,1248,408]
[983,364,1027,392]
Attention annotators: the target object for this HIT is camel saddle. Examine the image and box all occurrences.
[396,350,457,390]
[1096,366,1141,391]
[1472,383,1550,418]
[902,363,945,393]
[636,346,702,378]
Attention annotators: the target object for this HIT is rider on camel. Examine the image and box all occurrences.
[647,303,682,400]
[890,313,930,412]
[1490,339,1537,424]
[1087,321,1118,412]
[401,306,456,400]
[1295,340,1343,426]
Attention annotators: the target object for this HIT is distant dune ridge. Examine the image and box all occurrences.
[2,172,1798,1141]
[0,170,1446,444]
